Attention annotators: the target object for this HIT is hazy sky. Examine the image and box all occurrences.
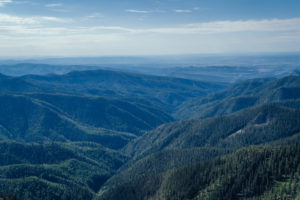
[0,0,300,57]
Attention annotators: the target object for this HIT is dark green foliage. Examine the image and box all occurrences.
[0,142,128,200]
[0,70,300,200]
[0,94,147,148]
[0,193,17,200]
[97,147,230,200]
[0,93,173,138]
[29,93,173,135]
[159,144,300,200]
[0,177,93,200]
[101,147,230,194]
[125,104,300,158]
[0,142,77,165]
[97,143,300,200]
[98,101,300,200]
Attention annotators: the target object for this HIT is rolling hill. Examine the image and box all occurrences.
[0,141,128,200]
[175,76,300,119]
[21,69,226,111]
[0,93,176,148]
[26,93,173,135]
[0,94,139,149]
[124,104,300,158]
[0,75,41,94]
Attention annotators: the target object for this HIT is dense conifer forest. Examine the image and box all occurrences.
[0,64,300,199]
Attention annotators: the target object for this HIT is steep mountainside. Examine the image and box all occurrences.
[175,76,300,119]
[1,70,300,200]
[97,147,231,199]
[95,104,300,200]
[0,94,138,149]
[0,93,174,146]
[97,143,300,200]
[124,104,300,158]
[27,93,173,135]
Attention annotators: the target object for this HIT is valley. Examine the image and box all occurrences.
[0,62,300,200]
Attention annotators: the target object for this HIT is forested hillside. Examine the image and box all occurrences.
[0,142,128,200]
[175,76,300,119]
[0,94,141,149]
[95,101,300,200]
[25,93,173,135]
[125,104,300,158]
[0,68,300,200]
[21,69,226,111]
[97,142,300,200]
[1,0,300,197]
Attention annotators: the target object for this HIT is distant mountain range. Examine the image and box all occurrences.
[1,54,300,66]
[1,58,300,82]
[0,68,226,112]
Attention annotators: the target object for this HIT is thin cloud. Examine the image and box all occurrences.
[0,13,37,24]
[1,18,300,56]
[185,18,300,34]
[83,18,300,35]
[40,16,70,23]
[0,13,70,24]
[174,9,192,13]
[86,13,103,19]
[2,17,300,35]
[125,9,152,14]
[45,3,62,8]
[52,9,70,13]
[119,18,300,34]
[0,0,12,7]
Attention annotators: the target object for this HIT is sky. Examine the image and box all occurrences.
[0,0,300,57]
